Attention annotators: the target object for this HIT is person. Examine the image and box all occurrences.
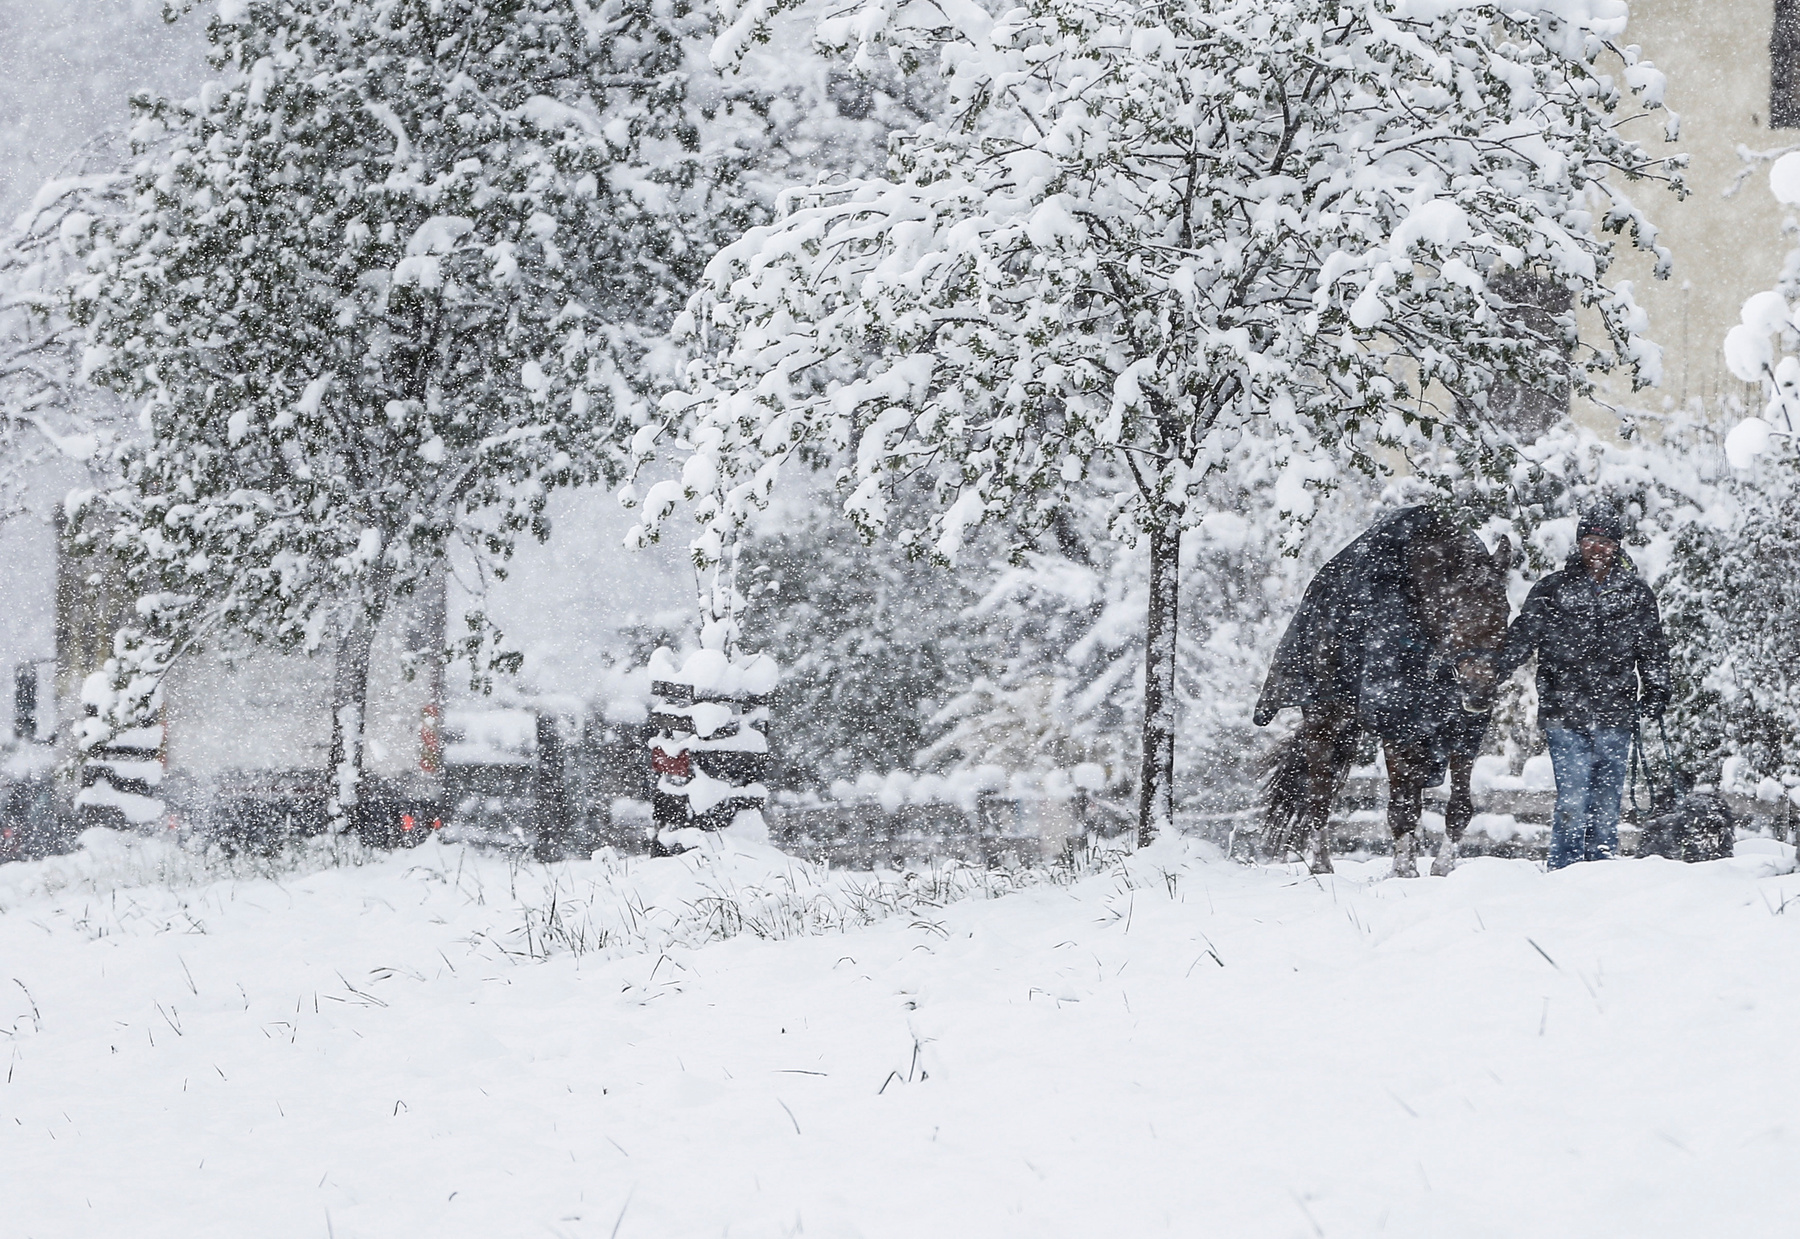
[1499,505,1671,870]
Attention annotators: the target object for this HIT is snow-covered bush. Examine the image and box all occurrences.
[1658,448,1800,797]
[1720,150,1800,465]
[917,496,1141,787]
[1660,148,1800,797]
[631,0,1683,842]
[68,0,764,828]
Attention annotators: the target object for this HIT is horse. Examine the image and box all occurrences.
[1253,506,1513,877]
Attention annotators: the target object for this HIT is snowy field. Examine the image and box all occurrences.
[4,830,1799,1239]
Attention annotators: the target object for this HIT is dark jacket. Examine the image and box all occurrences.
[1500,551,1670,731]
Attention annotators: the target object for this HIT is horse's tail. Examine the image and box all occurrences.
[1262,707,1360,856]
[1261,726,1317,856]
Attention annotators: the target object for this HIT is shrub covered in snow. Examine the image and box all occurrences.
[1646,146,1800,799]
[1660,446,1800,798]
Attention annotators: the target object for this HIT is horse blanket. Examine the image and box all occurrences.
[1253,506,1486,775]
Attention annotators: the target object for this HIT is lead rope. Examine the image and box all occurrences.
[1658,716,1680,809]
[1629,719,1643,816]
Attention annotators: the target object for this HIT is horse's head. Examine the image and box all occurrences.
[1414,521,1514,715]
[1447,534,1513,713]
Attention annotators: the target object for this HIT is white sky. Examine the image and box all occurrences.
[0,0,210,221]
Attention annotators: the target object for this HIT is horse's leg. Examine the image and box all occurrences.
[1434,751,1475,877]
[1301,713,1337,874]
[1385,742,1425,879]
[1296,706,1349,875]
[1306,810,1335,876]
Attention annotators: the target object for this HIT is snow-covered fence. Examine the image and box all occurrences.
[766,765,1118,868]
[758,761,1603,869]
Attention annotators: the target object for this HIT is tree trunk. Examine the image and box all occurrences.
[328,567,391,839]
[1136,521,1181,847]
[328,609,376,838]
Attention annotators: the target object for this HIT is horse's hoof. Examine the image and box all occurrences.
[1430,857,1456,878]
[1390,834,1419,878]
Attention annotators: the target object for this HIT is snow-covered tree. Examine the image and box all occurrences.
[915,433,1378,815]
[72,0,759,830]
[628,0,1683,842]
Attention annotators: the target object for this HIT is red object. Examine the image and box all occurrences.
[432,818,442,830]
[401,814,415,831]
[651,746,691,778]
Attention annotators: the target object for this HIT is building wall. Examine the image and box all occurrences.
[1582,0,1794,425]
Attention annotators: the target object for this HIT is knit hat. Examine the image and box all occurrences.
[1576,506,1625,543]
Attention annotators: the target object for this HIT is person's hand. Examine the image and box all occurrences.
[1642,686,1671,719]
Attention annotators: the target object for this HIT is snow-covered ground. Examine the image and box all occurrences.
[4,830,1798,1238]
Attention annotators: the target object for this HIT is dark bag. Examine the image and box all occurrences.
[1631,719,1735,862]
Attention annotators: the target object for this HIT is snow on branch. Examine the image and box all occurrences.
[638,0,1684,576]
[0,163,131,523]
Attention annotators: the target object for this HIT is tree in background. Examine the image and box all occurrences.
[743,484,1313,814]
[0,150,131,524]
[742,485,986,788]
[630,0,1682,843]
[917,497,1139,787]
[71,0,759,830]
[918,436,1378,816]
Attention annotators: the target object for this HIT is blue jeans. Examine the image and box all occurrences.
[1544,726,1633,870]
